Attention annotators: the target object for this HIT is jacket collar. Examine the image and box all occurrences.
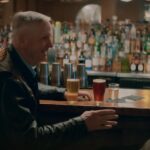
[8,45,37,84]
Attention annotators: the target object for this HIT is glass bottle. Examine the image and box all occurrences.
[78,51,85,64]
[146,55,150,73]
[85,55,92,71]
[130,58,137,72]
[121,53,130,73]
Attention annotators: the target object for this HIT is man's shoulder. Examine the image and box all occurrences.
[0,71,13,80]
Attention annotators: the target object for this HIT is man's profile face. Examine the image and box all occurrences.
[23,21,53,65]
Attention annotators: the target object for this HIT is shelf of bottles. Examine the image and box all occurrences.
[50,19,150,75]
[1,19,150,74]
[0,24,12,49]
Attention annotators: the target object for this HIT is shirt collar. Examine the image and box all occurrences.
[10,45,37,78]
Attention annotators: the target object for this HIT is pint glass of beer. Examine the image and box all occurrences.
[93,79,106,102]
[66,79,80,101]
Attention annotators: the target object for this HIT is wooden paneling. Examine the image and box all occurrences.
[36,0,100,22]
[0,0,13,26]
[116,0,144,22]
[100,0,118,22]
[0,0,146,26]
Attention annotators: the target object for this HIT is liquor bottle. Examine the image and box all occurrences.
[62,22,68,34]
[85,55,92,71]
[134,53,140,67]
[88,28,95,46]
[124,36,130,54]
[112,56,121,72]
[130,58,137,72]
[146,55,150,73]
[78,51,85,64]
[145,34,150,55]
[70,45,77,72]
[135,31,141,53]
[92,43,100,71]
[54,21,62,44]
[130,24,136,40]
[92,52,99,71]
[63,42,70,67]
[56,43,64,68]
[121,53,130,73]
[137,59,144,72]
[63,50,70,67]
[100,42,106,71]
[105,44,113,72]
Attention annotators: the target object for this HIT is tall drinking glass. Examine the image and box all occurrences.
[108,83,119,103]
[93,79,106,104]
[66,78,80,103]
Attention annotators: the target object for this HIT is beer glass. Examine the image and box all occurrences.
[93,79,106,102]
[66,78,80,101]
[108,83,119,102]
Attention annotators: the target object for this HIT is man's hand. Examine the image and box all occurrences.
[64,90,92,101]
[81,109,118,131]
[78,90,92,100]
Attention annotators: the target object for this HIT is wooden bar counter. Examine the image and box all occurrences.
[39,88,150,150]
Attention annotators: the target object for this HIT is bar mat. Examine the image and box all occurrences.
[105,98,126,103]
[105,95,143,103]
[121,95,144,101]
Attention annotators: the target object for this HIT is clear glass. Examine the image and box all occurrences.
[108,83,120,102]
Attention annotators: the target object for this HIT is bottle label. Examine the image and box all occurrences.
[63,59,69,65]
[138,64,144,72]
[85,59,92,68]
[92,57,99,66]
[130,63,136,71]
[99,58,105,66]
[147,64,150,73]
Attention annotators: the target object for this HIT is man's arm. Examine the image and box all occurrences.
[38,82,66,100]
[0,78,88,150]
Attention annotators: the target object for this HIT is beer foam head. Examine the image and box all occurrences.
[67,79,79,82]
[93,79,106,83]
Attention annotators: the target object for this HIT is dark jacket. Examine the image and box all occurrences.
[0,45,88,150]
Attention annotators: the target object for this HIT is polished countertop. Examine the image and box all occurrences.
[87,71,150,79]
[40,88,150,116]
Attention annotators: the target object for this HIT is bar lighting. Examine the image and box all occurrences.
[120,0,132,2]
[0,0,9,3]
[60,0,86,2]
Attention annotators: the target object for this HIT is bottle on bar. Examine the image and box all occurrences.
[130,57,137,72]
[78,51,85,64]
[85,55,92,71]
[112,55,121,72]
[92,42,100,71]
[63,47,70,67]
[145,34,150,55]
[138,59,144,72]
[100,42,106,71]
[70,43,77,73]
[146,55,150,73]
[120,52,130,73]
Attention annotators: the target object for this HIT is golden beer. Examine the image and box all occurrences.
[66,79,80,101]
[67,79,80,93]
